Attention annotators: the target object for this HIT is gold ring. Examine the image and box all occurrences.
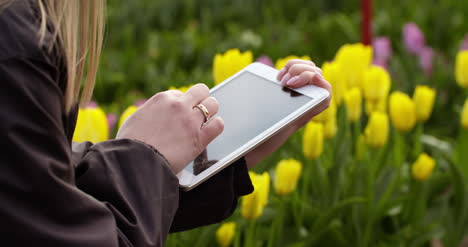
[194,103,210,122]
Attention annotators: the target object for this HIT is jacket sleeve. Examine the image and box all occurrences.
[0,57,179,247]
[170,158,254,232]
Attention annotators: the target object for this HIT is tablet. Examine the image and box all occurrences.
[177,62,329,191]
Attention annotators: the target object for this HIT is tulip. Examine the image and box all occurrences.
[419,47,434,75]
[365,99,387,115]
[118,105,139,129]
[460,34,468,51]
[324,115,337,139]
[73,105,109,143]
[216,222,236,247]
[364,112,389,148]
[213,49,253,85]
[314,100,337,139]
[256,55,274,67]
[455,50,468,88]
[314,99,336,123]
[373,37,392,62]
[334,43,373,89]
[373,58,388,70]
[107,113,117,134]
[389,91,416,132]
[274,159,302,196]
[241,172,270,220]
[344,87,363,122]
[413,85,436,122]
[322,61,347,105]
[403,23,425,55]
[274,55,311,70]
[363,65,391,103]
[411,153,436,181]
[302,121,324,160]
[462,98,468,129]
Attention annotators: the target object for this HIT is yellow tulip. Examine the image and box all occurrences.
[314,99,336,123]
[118,105,139,129]
[389,91,416,132]
[324,115,337,139]
[344,87,363,122]
[213,49,253,85]
[216,222,236,247]
[413,85,436,122]
[455,50,468,88]
[334,43,373,89]
[73,107,109,143]
[322,61,347,105]
[365,98,387,115]
[314,100,337,139]
[274,159,302,196]
[241,172,270,220]
[275,55,311,70]
[363,65,391,103]
[169,84,193,93]
[302,121,324,160]
[411,153,436,181]
[364,112,389,148]
[462,98,468,129]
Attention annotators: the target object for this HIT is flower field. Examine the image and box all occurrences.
[74,0,468,246]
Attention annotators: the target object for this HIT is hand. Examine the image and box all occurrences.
[116,84,224,174]
[245,59,332,167]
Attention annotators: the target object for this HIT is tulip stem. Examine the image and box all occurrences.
[299,160,313,227]
[393,131,405,167]
[267,198,285,247]
[412,123,424,159]
[244,220,256,247]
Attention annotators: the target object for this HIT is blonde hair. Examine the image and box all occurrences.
[0,0,105,112]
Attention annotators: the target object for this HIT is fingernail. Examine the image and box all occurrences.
[281,73,291,85]
[286,75,300,86]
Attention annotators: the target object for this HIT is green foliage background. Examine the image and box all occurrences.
[95,1,468,246]
[98,0,467,118]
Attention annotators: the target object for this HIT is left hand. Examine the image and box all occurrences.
[244,59,332,168]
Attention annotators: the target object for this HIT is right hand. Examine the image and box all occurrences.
[116,84,224,174]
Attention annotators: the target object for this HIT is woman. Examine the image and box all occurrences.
[0,0,330,246]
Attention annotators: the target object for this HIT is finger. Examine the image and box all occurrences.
[199,116,224,147]
[192,96,219,124]
[286,71,332,93]
[288,63,322,76]
[183,83,210,105]
[166,90,184,97]
[281,64,322,86]
[277,59,315,80]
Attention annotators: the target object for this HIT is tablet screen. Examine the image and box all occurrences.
[185,71,313,176]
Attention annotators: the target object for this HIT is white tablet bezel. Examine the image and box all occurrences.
[177,62,329,191]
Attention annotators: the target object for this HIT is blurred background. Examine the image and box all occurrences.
[76,0,468,246]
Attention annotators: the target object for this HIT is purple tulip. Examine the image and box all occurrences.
[373,58,388,70]
[419,46,434,76]
[403,23,426,55]
[107,113,117,133]
[460,34,468,51]
[373,37,392,61]
[256,55,274,67]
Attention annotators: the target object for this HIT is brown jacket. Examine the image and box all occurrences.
[0,1,253,246]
